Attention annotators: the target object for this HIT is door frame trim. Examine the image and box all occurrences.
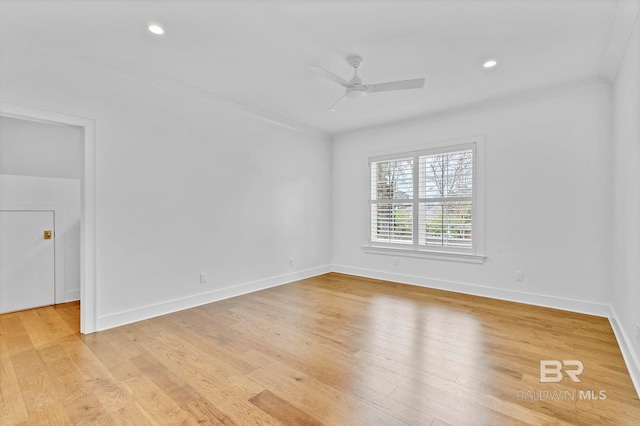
[0,100,97,333]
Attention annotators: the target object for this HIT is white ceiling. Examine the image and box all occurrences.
[0,0,630,135]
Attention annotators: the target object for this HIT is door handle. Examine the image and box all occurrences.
[44,230,52,240]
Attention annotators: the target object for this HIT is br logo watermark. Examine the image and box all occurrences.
[540,360,583,383]
[515,359,607,401]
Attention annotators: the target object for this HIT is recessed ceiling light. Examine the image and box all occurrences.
[483,59,498,68]
[148,24,164,35]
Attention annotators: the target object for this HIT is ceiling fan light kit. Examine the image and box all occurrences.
[346,87,367,99]
[311,55,425,110]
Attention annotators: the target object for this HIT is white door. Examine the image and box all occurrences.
[0,210,55,314]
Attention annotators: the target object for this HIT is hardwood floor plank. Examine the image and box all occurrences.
[120,320,266,406]
[0,334,29,424]
[121,373,195,425]
[59,335,137,414]
[17,309,57,348]
[243,350,412,425]
[38,343,111,423]
[129,353,200,407]
[83,335,146,382]
[36,304,76,340]
[53,301,81,331]
[215,399,285,426]
[181,395,237,425]
[249,389,324,426]
[109,402,157,425]
[155,314,257,375]
[2,317,73,424]
[0,272,638,425]
[431,418,454,426]
[233,318,400,397]
[18,373,74,424]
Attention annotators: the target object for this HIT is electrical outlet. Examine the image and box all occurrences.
[200,273,207,284]
[515,271,524,281]
[394,257,399,266]
[635,323,640,344]
[289,257,294,267]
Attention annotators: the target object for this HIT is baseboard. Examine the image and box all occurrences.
[96,265,332,331]
[64,289,80,302]
[331,265,612,317]
[609,307,640,399]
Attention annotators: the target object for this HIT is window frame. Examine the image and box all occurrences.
[364,136,485,264]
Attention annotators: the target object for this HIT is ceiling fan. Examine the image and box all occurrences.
[310,55,425,111]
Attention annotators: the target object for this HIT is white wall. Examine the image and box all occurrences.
[332,85,612,314]
[0,35,332,329]
[612,11,640,391]
[0,174,81,302]
[0,115,84,180]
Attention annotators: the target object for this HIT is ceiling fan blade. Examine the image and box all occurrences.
[310,66,351,88]
[366,78,425,93]
[327,94,346,112]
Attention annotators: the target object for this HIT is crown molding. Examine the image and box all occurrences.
[602,0,640,82]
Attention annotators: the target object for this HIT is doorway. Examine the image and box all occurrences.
[0,100,97,333]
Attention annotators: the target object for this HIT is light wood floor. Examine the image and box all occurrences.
[1,273,639,425]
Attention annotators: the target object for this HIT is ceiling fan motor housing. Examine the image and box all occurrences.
[347,55,364,69]
[346,55,366,97]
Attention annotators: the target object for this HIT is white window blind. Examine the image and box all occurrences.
[370,144,476,253]
[370,158,413,244]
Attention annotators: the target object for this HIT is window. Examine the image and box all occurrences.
[368,138,484,261]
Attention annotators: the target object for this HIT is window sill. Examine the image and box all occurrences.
[361,245,486,264]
